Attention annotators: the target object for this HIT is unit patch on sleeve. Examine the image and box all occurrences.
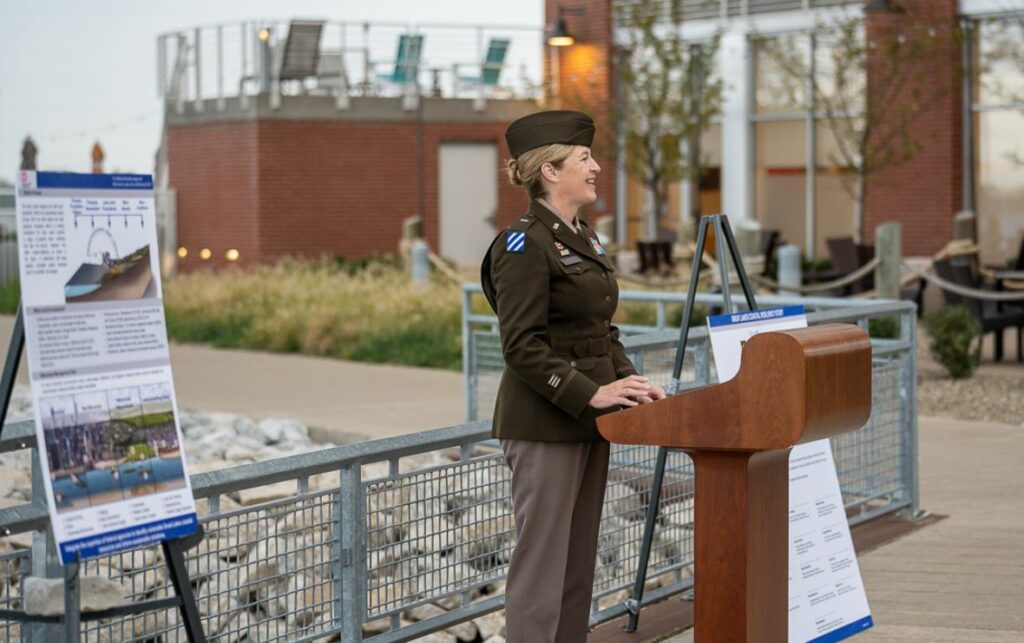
[506,231,526,253]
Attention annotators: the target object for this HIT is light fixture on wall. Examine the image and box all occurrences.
[225,249,240,262]
[199,248,212,261]
[548,7,586,47]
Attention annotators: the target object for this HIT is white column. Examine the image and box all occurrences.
[719,30,752,223]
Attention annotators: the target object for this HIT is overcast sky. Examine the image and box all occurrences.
[0,1,543,182]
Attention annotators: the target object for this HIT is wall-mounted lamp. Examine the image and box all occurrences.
[225,249,240,262]
[548,7,586,47]
[258,27,272,42]
[199,248,212,261]
[176,247,188,259]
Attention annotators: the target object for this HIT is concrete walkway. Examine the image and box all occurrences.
[663,415,1024,642]
[0,316,465,442]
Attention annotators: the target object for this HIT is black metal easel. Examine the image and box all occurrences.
[0,303,208,642]
[622,214,760,633]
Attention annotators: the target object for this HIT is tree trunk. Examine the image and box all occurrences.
[855,168,867,244]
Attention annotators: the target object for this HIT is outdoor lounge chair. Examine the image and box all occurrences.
[933,259,1024,362]
[377,34,424,88]
[278,20,326,82]
[806,236,873,295]
[455,38,510,91]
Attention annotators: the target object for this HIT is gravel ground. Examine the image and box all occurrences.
[918,371,1024,426]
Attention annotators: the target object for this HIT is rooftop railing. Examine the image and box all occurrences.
[156,19,545,113]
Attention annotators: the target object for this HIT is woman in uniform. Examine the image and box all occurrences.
[480,110,665,642]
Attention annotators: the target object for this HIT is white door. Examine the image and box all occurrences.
[439,143,498,265]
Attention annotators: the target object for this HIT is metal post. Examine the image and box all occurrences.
[339,464,366,642]
[462,288,475,423]
[194,28,204,112]
[240,23,249,109]
[216,25,225,111]
[903,308,921,517]
[961,20,975,214]
[806,31,817,260]
[614,48,628,248]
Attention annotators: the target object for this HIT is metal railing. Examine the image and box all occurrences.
[157,20,544,111]
[0,292,917,641]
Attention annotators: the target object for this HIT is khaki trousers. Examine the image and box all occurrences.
[500,439,610,643]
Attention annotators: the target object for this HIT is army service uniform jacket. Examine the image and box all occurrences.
[481,200,638,442]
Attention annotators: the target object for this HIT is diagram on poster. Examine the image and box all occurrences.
[707,306,873,642]
[16,171,197,564]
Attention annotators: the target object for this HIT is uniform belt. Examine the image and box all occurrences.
[550,336,611,357]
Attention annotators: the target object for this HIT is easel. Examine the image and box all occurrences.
[0,303,208,642]
[623,214,759,632]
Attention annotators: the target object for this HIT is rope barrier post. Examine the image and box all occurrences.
[876,223,902,300]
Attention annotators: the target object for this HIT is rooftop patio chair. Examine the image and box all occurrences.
[278,20,325,82]
[455,38,511,90]
[377,34,424,87]
[807,236,873,295]
[933,259,1024,362]
[760,229,780,277]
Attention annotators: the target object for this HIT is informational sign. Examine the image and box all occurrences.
[707,306,873,643]
[16,171,197,565]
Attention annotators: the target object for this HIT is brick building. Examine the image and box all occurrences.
[161,1,1023,269]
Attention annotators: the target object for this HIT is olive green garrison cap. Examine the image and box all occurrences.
[504,110,595,158]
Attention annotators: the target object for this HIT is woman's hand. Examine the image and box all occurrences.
[588,375,658,409]
[631,384,666,405]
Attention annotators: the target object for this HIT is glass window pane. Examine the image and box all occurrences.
[755,35,810,115]
[976,110,1024,265]
[756,120,807,252]
[977,17,1024,106]
[814,26,866,115]
[814,121,858,259]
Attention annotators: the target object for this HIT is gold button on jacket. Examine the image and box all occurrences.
[481,200,637,442]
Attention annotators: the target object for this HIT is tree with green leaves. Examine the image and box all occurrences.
[616,0,722,241]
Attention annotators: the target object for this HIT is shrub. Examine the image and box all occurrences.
[923,305,981,379]
[868,316,900,339]
[163,260,463,370]
[0,280,19,315]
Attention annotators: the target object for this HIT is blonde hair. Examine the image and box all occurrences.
[505,143,575,200]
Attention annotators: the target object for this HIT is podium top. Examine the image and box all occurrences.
[597,324,872,452]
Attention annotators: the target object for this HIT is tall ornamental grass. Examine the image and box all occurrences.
[163,260,462,370]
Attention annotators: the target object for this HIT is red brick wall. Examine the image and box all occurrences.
[167,118,529,270]
[166,122,260,270]
[547,0,618,223]
[864,0,962,256]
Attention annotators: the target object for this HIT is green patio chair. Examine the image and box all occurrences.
[457,38,510,88]
[377,34,424,86]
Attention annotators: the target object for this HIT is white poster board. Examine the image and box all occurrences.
[15,171,197,565]
[707,306,873,642]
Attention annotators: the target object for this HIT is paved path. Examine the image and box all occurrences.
[0,315,465,442]
[662,416,1024,642]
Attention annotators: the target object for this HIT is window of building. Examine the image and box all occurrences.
[752,29,863,260]
[973,16,1024,266]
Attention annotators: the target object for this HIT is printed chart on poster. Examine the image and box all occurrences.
[707,306,873,643]
[16,171,197,565]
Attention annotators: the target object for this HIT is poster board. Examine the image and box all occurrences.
[707,306,873,642]
[15,171,197,565]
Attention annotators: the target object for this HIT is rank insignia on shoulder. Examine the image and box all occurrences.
[590,237,606,255]
[506,231,526,253]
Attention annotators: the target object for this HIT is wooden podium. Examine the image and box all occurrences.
[597,324,872,642]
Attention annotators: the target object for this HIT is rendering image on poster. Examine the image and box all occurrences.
[64,242,156,303]
[42,384,186,513]
[16,171,197,564]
